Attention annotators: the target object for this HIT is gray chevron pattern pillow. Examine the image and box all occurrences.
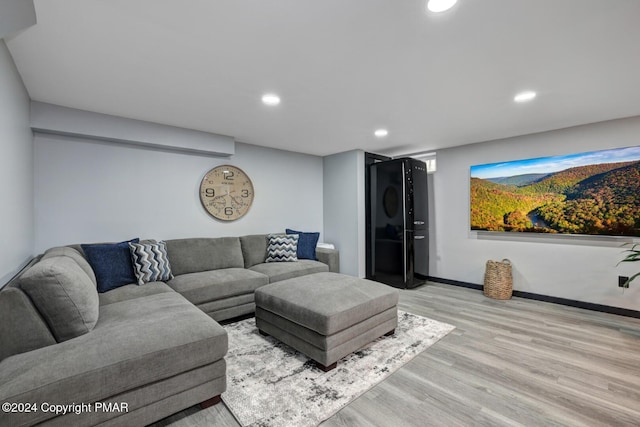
[265,234,299,262]
[129,240,174,285]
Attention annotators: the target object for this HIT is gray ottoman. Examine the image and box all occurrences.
[255,272,399,371]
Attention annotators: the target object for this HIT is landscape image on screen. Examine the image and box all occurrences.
[470,146,640,237]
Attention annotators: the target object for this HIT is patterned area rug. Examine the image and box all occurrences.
[221,311,455,427]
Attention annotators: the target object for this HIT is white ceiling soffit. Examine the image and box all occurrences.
[0,0,36,39]
[6,0,640,157]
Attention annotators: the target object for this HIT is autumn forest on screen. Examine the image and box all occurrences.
[470,160,640,237]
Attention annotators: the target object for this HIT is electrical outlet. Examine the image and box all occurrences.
[619,276,630,288]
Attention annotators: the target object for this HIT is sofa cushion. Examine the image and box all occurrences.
[0,287,56,362]
[165,237,244,276]
[19,256,99,342]
[0,292,227,427]
[249,259,329,283]
[286,228,320,260]
[81,238,140,292]
[265,234,298,262]
[129,240,174,285]
[98,282,175,306]
[239,234,268,268]
[41,246,98,287]
[167,268,268,305]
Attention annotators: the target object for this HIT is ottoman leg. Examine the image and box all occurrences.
[317,361,337,372]
[384,329,395,337]
[200,395,221,409]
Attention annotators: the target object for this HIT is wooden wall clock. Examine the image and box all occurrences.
[199,165,254,221]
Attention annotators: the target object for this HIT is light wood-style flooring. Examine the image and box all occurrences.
[154,283,640,426]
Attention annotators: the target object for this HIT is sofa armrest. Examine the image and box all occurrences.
[316,247,340,273]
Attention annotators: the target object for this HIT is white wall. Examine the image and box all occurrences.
[0,40,34,285]
[34,134,323,251]
[323,150,365,277]
[432,116,640,310]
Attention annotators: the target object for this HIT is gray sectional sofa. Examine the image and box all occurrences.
[0,234,339,427]
[164,235,338,321]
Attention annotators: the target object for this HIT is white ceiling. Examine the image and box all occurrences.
[6,0,640,157]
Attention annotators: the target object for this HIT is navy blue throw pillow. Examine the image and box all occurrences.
[285,229,320,260]
[82,238,140,293]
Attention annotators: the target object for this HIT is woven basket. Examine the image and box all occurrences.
[483,259,513,300]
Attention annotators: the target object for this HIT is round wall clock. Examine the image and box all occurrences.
[199,165,255,221]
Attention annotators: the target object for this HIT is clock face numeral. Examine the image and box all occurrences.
[199,165,254,221]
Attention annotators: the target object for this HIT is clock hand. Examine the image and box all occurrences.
[229,194,244,205]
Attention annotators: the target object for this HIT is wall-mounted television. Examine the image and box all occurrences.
[470,146,640,237]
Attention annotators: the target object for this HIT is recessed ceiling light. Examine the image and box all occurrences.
[514,91,537,103]
[426,0,458,13]
[374,129,389,138]
[261,93,281,106]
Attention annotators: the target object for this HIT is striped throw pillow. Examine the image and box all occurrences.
[129,240,174,285]
[265,234,299,262]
